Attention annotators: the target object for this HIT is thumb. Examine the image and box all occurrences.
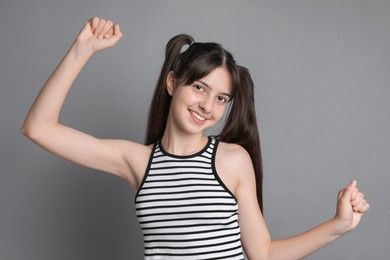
[75,21,93,43]
[339,180,357,203]
[82,21,91,32]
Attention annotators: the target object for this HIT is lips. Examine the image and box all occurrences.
[189,110,206,122]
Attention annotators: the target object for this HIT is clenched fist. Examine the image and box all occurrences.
[73,17,123,55]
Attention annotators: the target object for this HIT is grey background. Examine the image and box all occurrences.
[1,0,389,259]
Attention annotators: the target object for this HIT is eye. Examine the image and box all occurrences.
[193,84,205,92]
[217,95,229,104]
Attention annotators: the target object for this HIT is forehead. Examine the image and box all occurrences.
[196,67,232,94]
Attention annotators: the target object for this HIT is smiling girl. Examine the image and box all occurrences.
[22,17,369,259]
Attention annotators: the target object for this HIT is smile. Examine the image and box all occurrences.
[190,110,206,121]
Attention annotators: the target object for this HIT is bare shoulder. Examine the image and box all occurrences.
[217,142,251,164]
[217,142,253,172]
[215,141,255,196]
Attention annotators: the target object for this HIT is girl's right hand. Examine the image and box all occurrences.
[73,17,123,56]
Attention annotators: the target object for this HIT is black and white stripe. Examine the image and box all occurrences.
[135,137,244,259]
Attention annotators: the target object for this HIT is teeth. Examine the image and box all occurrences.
[191,111,206,121]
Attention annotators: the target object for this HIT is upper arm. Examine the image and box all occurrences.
[219,144,272,259]
[22,122,149,188]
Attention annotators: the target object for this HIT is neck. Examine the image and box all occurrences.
[161,128,208,156]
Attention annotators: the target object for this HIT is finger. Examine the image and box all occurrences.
[353,199,369,212]
[360,202,371,213]
[351,192,364,207]
[98,20,114,39]
[104,28,114,38]
[104,24,123,46]
[90,17,100,32]
[110,24,123,40]
[94,18,106,36]
[114,24,123,38]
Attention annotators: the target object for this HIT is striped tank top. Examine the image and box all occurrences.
[135,136,244,259]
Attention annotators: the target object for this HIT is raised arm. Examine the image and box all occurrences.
[233,148,370,260]
[22,18,146,187]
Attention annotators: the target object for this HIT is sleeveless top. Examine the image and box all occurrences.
[135,136,244,260]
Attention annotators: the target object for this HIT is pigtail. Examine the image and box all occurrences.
[145,34,194,145]
[219,66,263,212]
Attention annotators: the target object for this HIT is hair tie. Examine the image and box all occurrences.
[180,42,194,53]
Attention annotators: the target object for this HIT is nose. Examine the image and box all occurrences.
[199,96,213,113]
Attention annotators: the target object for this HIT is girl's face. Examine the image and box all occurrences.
[166,67,233,136]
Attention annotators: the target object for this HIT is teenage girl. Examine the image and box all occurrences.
[22,17,370,259]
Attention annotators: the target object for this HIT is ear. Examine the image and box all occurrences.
[166,71,175,96]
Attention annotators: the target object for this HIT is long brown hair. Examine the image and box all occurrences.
[145,34,263,212]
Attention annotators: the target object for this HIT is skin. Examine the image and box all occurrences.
[22,17,370,259]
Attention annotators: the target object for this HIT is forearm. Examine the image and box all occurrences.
[22,43,92,133]
[267,218,347,260]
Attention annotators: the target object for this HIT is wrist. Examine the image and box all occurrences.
[329,216,353,236]
[69,40,94,60]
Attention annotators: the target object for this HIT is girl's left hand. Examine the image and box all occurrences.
[334,180,370,234]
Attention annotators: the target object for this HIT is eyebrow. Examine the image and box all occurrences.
[197,80,232,98]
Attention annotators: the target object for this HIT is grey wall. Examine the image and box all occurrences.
[1,0,389,259]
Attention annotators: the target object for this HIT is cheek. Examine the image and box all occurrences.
[174,88,198,104]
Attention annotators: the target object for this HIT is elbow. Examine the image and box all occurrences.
[22,119,59,144]
[21,120,42,142]
[21,121,36,140]
[21,119,30,136]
